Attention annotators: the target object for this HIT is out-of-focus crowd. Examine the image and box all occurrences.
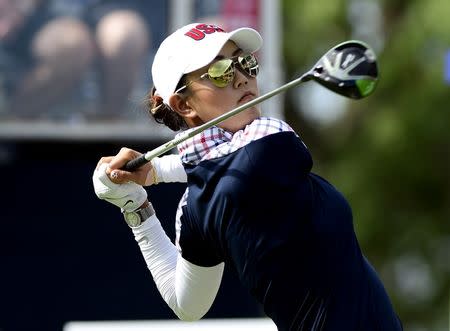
[0,0,168,122]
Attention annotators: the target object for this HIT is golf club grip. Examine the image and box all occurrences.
[123,154,149,172]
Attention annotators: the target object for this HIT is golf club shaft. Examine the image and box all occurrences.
[123,72,311,171]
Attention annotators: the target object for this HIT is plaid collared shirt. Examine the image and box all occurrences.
[176,117,296,165]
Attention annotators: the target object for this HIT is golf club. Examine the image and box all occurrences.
[123,40,378,171]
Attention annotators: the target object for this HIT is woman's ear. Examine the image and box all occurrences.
[168,94,197,118]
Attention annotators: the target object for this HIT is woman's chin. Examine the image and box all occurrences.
[221,108,260,132]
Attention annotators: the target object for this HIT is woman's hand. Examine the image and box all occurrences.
[96,147,157,186]
[92,147,155,212]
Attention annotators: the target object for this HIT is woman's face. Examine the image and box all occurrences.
[182,41,261,133]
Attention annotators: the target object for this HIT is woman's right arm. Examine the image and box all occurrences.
[93,149,222,321]
[132,218,224,321]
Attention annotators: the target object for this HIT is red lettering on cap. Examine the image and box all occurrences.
[185,24,225,41]
[185,29,205,40]
[197,23,225,34]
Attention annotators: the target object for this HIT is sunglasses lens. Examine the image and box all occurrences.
[205,54,259,88]
[238,54,259,77]
[208,59,234,87]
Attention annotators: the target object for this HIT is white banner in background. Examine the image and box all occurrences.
[64,318,277,331]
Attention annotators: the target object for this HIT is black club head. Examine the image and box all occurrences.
[309,40,378,99]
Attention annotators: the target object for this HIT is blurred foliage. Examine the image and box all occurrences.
[282,0,450,329]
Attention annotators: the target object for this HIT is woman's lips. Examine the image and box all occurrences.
[238,92,255,104]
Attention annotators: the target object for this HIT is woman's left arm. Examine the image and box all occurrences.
[149,154,187,185]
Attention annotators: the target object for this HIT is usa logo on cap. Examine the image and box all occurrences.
[185,24,226,41]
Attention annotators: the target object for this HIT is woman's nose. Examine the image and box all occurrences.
[233,67,249,88]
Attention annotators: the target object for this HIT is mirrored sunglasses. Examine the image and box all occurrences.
[176,53,259,92]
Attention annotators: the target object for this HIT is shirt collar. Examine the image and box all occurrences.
[176,125,233,165]
[176,117,296,165]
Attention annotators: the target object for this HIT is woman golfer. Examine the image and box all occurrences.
[93,23,403,331]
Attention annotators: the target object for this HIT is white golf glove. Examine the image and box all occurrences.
[93,163,147,212]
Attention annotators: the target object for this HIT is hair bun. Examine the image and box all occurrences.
[146,85,187,132]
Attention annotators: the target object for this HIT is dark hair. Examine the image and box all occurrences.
[146,77,189,132]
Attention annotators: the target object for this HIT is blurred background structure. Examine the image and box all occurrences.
[1,0,449,330]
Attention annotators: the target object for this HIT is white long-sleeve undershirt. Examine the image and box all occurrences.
[132,215,224,321]
[151,154,187,183]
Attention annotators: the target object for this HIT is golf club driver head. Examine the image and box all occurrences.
[304,40,378,99]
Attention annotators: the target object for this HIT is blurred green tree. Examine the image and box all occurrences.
[282,0,450,330]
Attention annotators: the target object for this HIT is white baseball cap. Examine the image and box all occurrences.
[152,23,263,104]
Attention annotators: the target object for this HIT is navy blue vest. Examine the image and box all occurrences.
[179,132,402,331]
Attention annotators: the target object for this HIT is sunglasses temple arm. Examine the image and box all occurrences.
[122,72,311,172]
